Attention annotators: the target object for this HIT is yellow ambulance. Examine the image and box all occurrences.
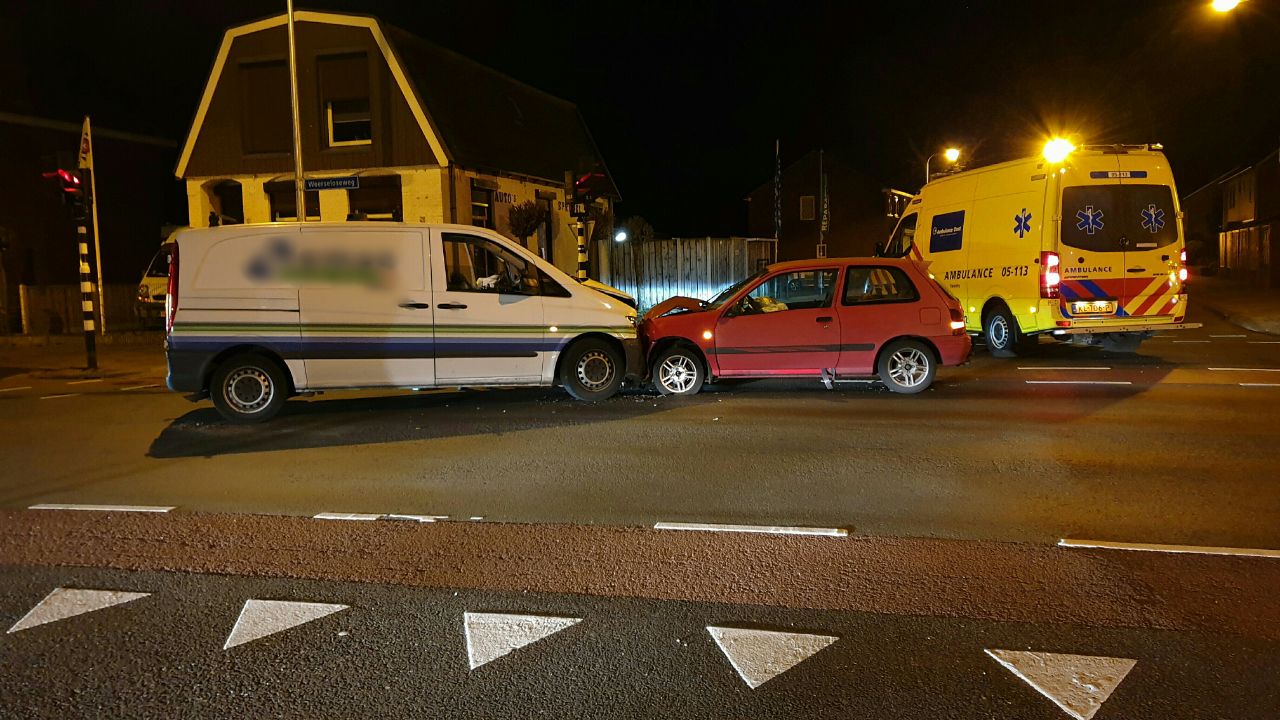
[880,142,1197,356]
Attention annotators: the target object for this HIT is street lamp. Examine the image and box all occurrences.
[925,147,961,184]
[1211,0,1242,12]
[614,230,627,243]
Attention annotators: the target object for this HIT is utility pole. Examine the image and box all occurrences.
[286,0,306,222]
[78,117,106,333]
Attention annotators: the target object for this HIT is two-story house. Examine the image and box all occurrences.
[177,10,618,276]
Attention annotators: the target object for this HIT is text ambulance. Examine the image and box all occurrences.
[880,142,1197,356]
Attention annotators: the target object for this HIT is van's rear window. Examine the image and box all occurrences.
[1060,185,1177,253]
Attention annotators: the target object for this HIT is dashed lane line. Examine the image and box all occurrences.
[654,522,848,537]
[121,383,161,391]
[29,503,175,513]
[1017,367,1111,371]
[1247,341,1280,344]
[315,512,448,522]
[1209,334,1247,338]
[1207,367,1280,373]
[0,386,32,393]
[1058,538,1280,559]
[39,393,80,400]
[66,379,103,385]
[1023,380,1132,386]
[314,512,382,521]
[1241,383,1280,388]
[1173,340,1210,343]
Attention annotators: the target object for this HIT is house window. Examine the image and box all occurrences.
[800,195,816,221]
[347,176,402,221]
[327,99,372,146]
[240,60,291,154]
[471,188,494,229]
[265,181,319,221]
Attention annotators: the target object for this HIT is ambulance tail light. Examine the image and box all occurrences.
[1040,251,1060,299]
[949,307,967,335]
[165,244,178,335]
[1179,248,1188,283]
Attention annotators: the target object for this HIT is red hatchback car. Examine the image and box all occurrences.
[640,258,971,395]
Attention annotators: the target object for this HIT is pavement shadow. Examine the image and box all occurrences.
[148,386,698,458]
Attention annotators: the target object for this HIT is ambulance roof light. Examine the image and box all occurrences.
[1043,138,1076,164]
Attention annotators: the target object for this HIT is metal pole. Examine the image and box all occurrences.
[84,120,106,333]
[76,223,97,370]
[286,0,306,222]
[576,217,588,280]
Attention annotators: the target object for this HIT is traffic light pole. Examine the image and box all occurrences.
[75,220,98,370]
[576,217,588,281]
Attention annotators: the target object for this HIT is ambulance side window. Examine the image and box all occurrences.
[883,214,917,258]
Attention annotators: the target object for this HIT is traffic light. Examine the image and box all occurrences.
[40,152,88,220]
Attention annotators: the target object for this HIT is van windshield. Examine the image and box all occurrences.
[880,213,918,258]
[145,246,173,277]
[1060,185,1177,253]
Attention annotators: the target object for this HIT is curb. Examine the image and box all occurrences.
[0,332,164,348]
[1194,297,1280,338]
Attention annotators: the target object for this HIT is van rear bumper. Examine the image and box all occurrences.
[166,346,209,396]
[1048,321,1202,335]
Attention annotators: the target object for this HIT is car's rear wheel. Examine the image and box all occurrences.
[210,352,288,423]
[560,338,624,401]
[653,346,705,396]
[878,340,936,394]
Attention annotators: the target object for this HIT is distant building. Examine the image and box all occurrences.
[177,10,619,276]
[1183,146,1279,288]
[744,150,897,261]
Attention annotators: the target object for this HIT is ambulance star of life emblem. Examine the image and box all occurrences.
[1076,205,1105,235]
[1141,204,1165,233]
[1013,209,1033,238]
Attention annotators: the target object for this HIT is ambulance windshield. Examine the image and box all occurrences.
[1061,185,1177,253]
[881,213,917,258]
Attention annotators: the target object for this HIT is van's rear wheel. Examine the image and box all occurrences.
[210,352,288,423]
[984,304,1030,358]
[560,338,624,401]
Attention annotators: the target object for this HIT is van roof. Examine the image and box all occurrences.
[923,145,1170,189]
[179,221,508,234]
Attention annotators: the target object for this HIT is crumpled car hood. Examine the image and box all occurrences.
[642,296,706,322]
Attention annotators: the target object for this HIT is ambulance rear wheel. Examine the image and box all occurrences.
[560,338,624,401]
[984,305,1028,358]
[210,352,288,424]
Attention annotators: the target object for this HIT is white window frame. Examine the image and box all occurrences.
[326,100,372,148]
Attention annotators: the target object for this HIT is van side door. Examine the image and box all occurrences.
[431,230,546,383]
[298,227,435,388]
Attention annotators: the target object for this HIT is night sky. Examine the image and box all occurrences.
[3,0,1277,234]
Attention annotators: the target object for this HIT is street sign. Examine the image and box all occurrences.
[816,243,828,258]
[304,177,360,191]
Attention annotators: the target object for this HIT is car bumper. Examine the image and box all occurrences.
[935,334,973,366]
[622,337,644,381]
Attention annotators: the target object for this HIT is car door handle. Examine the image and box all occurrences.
[1126,267,1147,273]
[436,302,468,310]
[816,316,833,323]
[398,302,432,309]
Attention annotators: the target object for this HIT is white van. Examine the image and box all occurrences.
[880,143,1198,355]
[165,222,640,422]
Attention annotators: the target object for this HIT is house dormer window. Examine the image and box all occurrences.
[326,98,372,146]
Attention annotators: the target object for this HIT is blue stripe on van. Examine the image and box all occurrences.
[167,336,565,360]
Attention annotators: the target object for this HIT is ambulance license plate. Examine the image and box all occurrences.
[1072,300,1116,315]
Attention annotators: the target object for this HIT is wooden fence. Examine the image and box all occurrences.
[607,237,777,310]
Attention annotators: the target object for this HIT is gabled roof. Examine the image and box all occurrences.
[177,11,617,196]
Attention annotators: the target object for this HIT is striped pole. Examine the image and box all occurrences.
[76,224,97,370]
[576,217,588,281]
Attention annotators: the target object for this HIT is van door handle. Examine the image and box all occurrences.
[1126,267,1147,274]
[398,302,432,309]
[816,316,833,323]
[436,302,468,310]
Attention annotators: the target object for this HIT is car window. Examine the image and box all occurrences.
[442,233,540,295]
[145,246,172,277]
[843,266,919,305]
[708,270,765,309]
[881,213,917,258]
[739,269,838,314]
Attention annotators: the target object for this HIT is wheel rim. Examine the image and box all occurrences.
[224,366,273,414]
[576,350,615,392]
[659,354,699,393]
[989,315,1009,349]
[887,348,930,388]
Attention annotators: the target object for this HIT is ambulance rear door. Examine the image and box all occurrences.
[1058,156,1131,319]
[1115,155,1182,319]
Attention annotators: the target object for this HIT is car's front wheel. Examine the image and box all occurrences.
[210,352,289,423]
[560,338,624,401]
[653,346,705,396]
[878,340,936,394]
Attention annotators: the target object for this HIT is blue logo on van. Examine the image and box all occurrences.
[1075,206,1105,235]
[929,210,965,252]
[1013,208,1033,238]
[1140,204,1165,233]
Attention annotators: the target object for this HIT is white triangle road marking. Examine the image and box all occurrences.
[463,612,581,670]
[986,649,1136,720]
[223,599,348,650]
[7,587,150,634]
[706,626,838,689]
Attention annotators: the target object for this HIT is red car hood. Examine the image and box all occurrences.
[642,296,706,322]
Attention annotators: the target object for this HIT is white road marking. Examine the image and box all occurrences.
[1058,538,1280,558]
[654,522,848,537]
[707,627,839,689]
[1247,341,1280,344]
[121,383,160,391]
[313,512,382,521]
[1017,367,1111,371]
[382,514,444,523]
[0,386,32,393]
[463,612,581,670]
[66,379,102,385]
[1207,367,1280,373]
[1023,380,1132,386]
[39,393,80,400]
[223,599,348,650]
[1241,383,1280,388]
[29,503,175,513]
[7,588,150,634]
[1209,334,1246,338]
[1173,340,1210,343]
[985,649,1136,720]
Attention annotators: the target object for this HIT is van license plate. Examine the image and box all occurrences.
[1072,300,1116,315]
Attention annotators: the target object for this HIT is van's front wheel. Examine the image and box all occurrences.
[560,338,624,401]
[210,353,288,423]
[984,305,1030,358]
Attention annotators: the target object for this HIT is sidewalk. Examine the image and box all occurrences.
[0,334,165,380]
[1191,272,1280,336]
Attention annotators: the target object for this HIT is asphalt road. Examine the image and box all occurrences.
[1,305,1277,547]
